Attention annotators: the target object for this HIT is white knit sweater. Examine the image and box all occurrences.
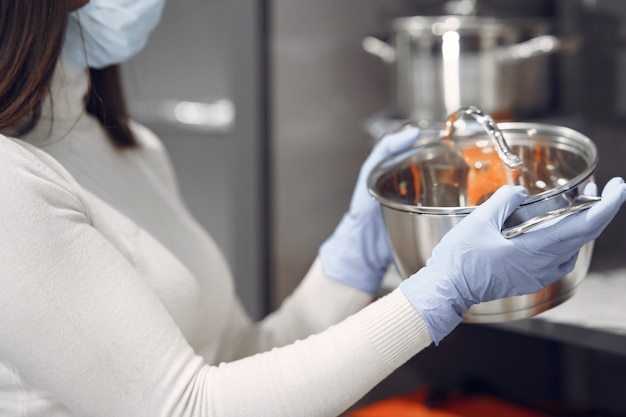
[0,60,432,417]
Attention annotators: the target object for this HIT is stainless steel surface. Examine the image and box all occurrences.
[497,34,575,62]
[444,0,477,16]
[270,0,396,306]
[122,0,269,318]
[368,120,599,323]
[369,122,598,213]
[444,106,522,169]
[363,14,575,122]
[129,98,235,135]
[502,194,601,238]
[464,241,593,322]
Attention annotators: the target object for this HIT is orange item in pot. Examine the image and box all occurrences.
[409,163,422,205]
[462,146,521,206]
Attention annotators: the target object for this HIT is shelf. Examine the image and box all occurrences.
[490,267,626,357]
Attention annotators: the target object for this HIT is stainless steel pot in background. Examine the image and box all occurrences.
[363,14,579,124]
[368,108,599,323]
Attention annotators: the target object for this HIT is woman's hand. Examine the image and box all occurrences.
[400,177,626,344]
[319,127,420,294]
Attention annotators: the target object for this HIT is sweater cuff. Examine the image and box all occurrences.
[360,289,433,367]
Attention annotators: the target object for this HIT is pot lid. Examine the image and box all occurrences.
[368,121,598,215]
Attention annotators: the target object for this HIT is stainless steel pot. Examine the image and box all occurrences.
[367,107,599,323]
[363,14,578,123]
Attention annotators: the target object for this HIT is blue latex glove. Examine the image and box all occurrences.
[400,177,626,345]
[319,127,420,294]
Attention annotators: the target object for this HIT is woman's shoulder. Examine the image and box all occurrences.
[128,121,181,194]
[0,134,57,175]
[0,134,88,210]
[129,121,164,151]
[0,133,70,176]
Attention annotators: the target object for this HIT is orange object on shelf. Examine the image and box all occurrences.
[347,388,459,417]
[347,387,554,417]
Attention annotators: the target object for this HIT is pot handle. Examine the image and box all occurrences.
[498,35,581,63]
[444,106,522,169]
[501,195,601,239]
[362,36,396,64]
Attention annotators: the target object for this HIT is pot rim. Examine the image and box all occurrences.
[391,15,551,36]
[367,122,599,215]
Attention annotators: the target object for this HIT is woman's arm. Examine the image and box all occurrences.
[130,122,385,360]
[0,137,432,416]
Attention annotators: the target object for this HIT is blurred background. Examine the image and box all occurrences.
[121,0,626,415]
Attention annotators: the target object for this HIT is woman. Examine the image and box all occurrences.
[0,1,624,416]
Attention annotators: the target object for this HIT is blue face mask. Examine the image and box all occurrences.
[62,0,166,69]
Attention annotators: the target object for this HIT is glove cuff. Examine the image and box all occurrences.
[399,267,469,345]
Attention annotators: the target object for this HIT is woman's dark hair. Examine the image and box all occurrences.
[87,66,138,149]
[0,0,138,149]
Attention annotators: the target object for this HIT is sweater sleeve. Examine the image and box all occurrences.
[0,136,433,417]
[126,121,408,360]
